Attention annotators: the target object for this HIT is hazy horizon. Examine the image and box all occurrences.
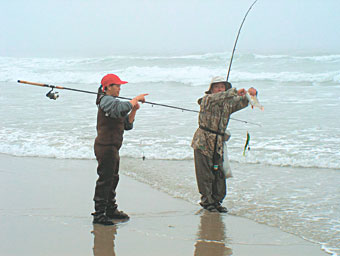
[1,0,340,58]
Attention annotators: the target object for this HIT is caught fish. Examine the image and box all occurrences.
[243,131,250,156]
[246,92,264,111]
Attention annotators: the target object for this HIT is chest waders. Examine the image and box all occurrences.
[213,114,230,173]
[199,112,229,173]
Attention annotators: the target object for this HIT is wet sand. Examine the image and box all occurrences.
[0,154,328,256]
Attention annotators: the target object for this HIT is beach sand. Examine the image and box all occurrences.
[0,154,328,256]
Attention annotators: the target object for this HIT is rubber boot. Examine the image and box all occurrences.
[92,212,114,226]
[215,204,228,213]
[106,208,129,220]
[204,205,218,212]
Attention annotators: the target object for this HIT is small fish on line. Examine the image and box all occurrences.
[246,92,264,111]
[243,131,250,156]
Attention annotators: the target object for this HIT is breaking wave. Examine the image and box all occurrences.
[1,53,340,86]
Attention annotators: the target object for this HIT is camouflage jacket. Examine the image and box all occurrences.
[191,88,249,158]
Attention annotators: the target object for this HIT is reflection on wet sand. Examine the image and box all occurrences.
[92,224,117,256]
[194,210,232,256]
[91,211,232,256]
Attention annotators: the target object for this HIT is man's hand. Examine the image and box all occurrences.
[237,88,247,96]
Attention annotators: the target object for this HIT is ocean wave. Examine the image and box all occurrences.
[232,70,340,83]
[0,52,228,65]
[2,66,339,86]
[1,145,338,169]
[254,53,340,62]
[120,66,219,85]
[96,52,229,60]
[1,148,339,170]
[1,137,339,170]
[1,54,340,85]
[2,52,340,66]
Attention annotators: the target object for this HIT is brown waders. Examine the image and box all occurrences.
[93,144,120,217]
[194,149,226,209]
[92,95,131,225]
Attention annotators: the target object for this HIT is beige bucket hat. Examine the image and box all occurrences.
[205,76,232,94]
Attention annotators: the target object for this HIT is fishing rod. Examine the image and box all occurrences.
[226,0,258,82]
[17,80,198,113]
[222,0,259,158]
[17,80,261,126]
[214,0,259,131]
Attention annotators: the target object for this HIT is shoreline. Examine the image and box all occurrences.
[0,154,330,256]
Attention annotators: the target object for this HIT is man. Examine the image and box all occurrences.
[92,73,148,225]
[191,76,257,212]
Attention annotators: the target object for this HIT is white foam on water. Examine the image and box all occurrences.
[254,53,340,62]
[1,53,340,85]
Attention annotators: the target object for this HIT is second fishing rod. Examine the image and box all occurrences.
[17,79,261,126]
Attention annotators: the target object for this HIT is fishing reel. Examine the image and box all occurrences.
[46,88,59,100]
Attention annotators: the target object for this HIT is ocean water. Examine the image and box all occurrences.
[0,52,339,254]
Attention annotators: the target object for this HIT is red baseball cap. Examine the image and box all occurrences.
[101,74,128,92]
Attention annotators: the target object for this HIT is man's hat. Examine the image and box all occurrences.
[101,74,128,92]
[205,76,232,94]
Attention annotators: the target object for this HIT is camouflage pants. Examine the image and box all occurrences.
[194,149,226,208]
[93,144,120,214]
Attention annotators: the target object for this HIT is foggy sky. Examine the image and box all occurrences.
[1,0,340,57]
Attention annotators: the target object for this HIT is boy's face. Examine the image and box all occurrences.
[107,84,121,96]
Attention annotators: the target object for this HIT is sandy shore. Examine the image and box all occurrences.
[0,154,328,256]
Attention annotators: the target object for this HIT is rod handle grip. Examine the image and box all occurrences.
[17,80,47,87]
